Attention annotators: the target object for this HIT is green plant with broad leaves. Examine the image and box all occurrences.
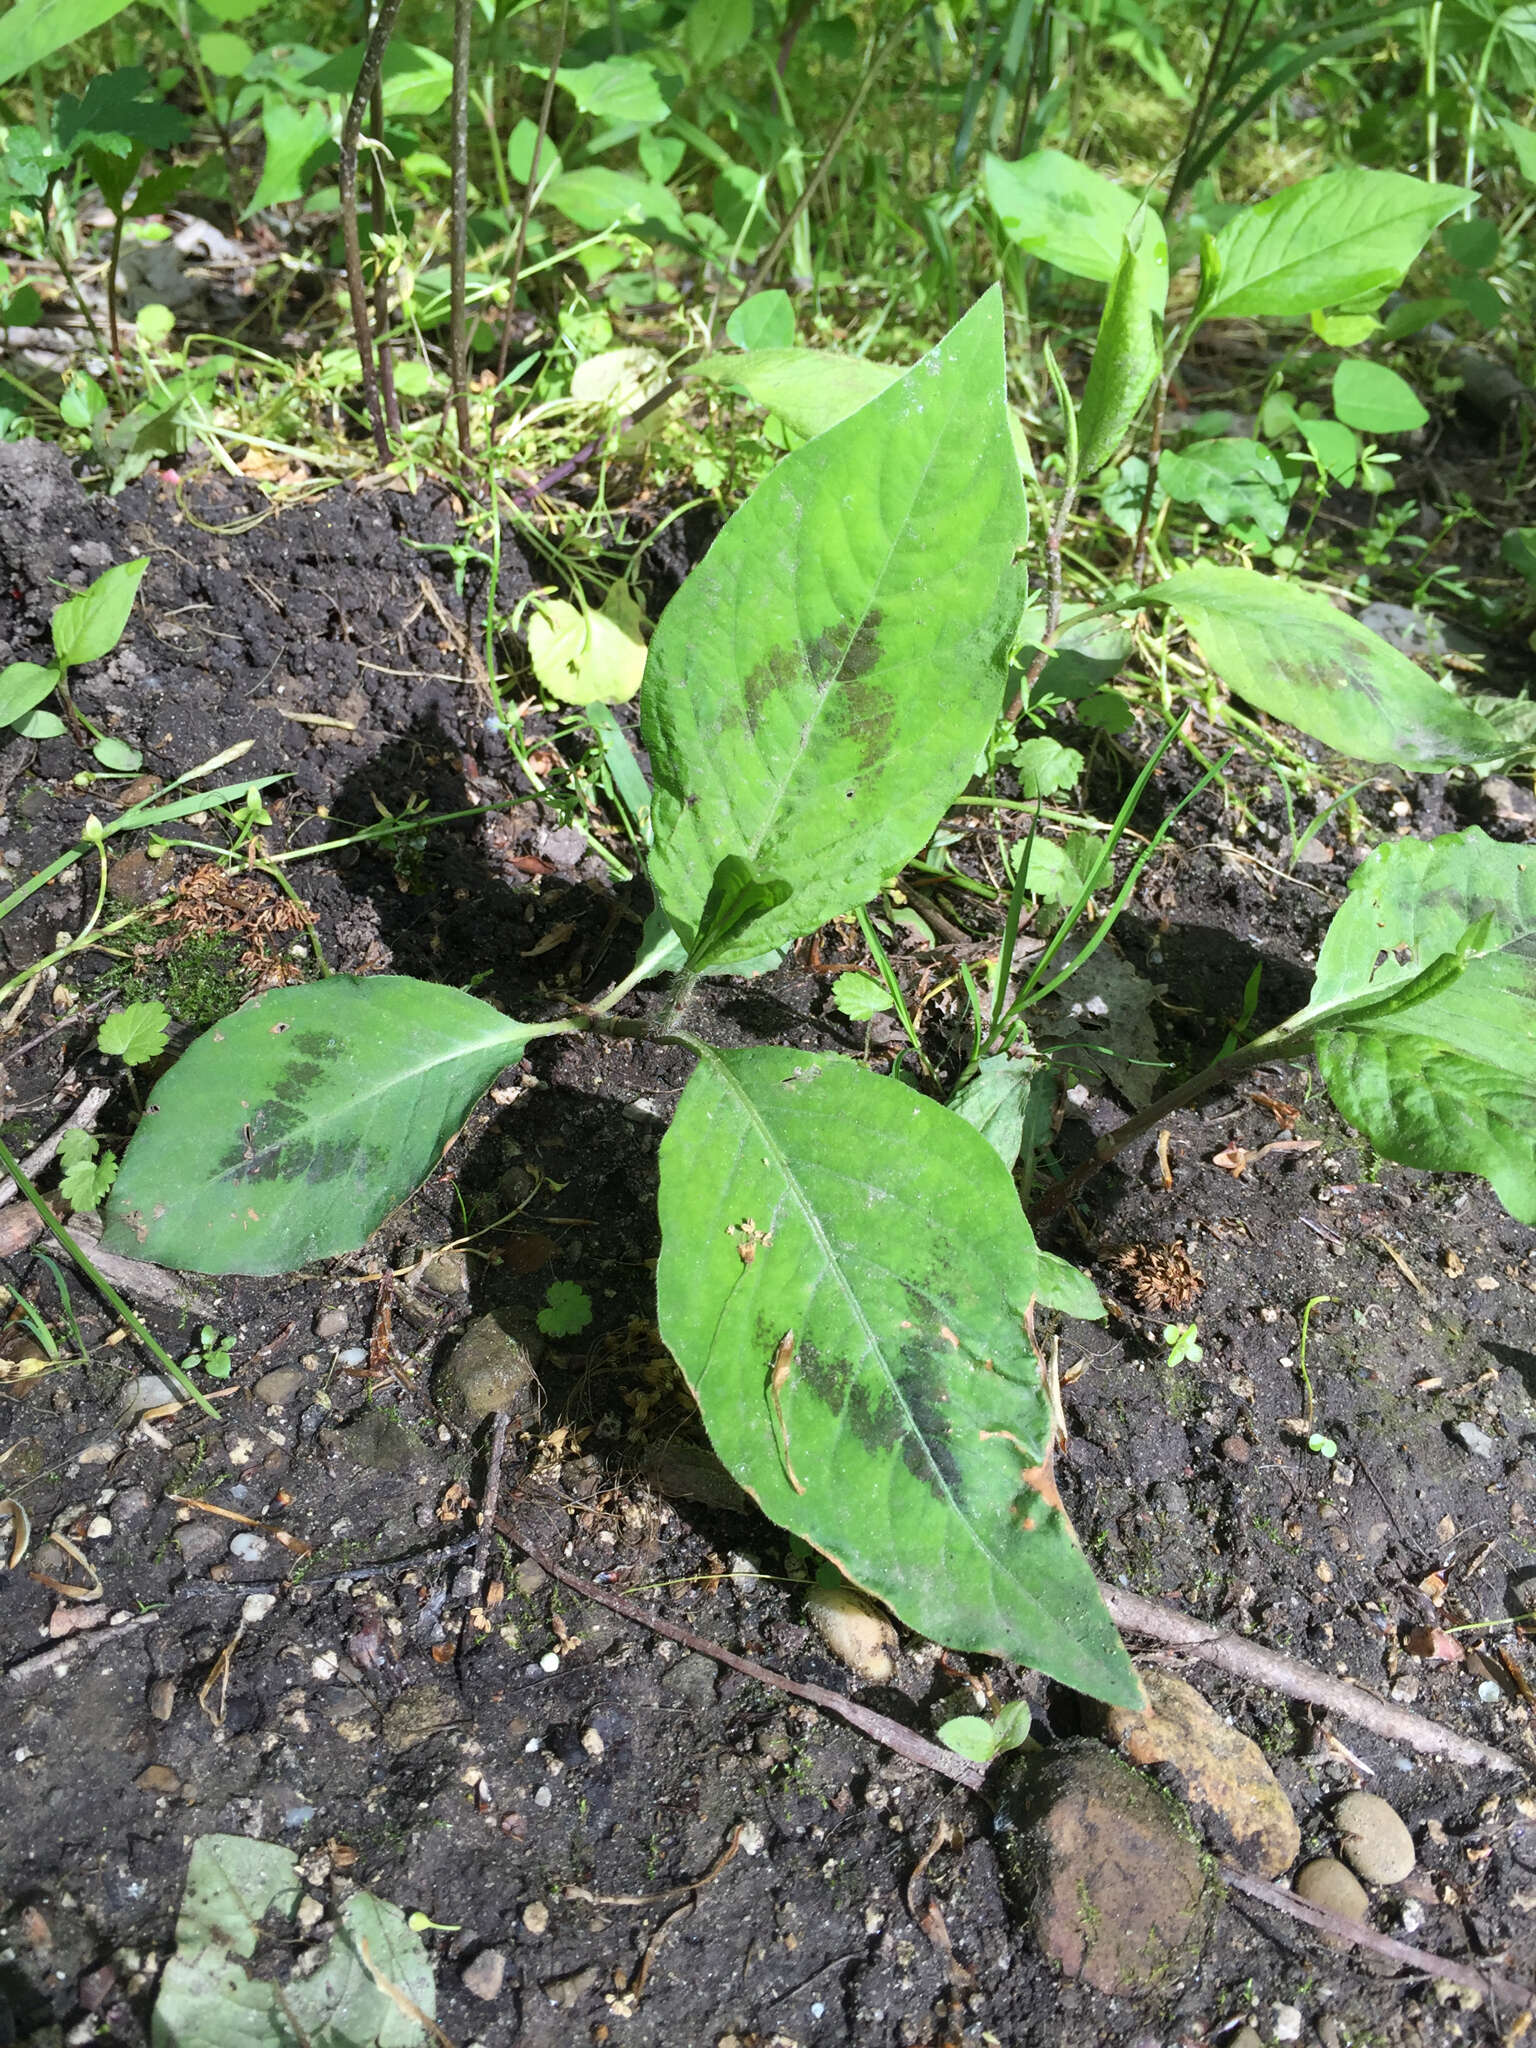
[0,554,148,764]
[102,291,1536,1709]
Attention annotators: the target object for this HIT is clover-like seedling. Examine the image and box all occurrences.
[936,1698,1033,1765]
[537,1280,593,1337]
[1162,1321,1204,1369]
[99,1000,171,1068]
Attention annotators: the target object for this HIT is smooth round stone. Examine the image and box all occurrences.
[1295,1856,1368,1924]
[1335,1790,1416,1885]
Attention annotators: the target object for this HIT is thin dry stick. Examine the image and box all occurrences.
[494,1510,987,1793]
[456,1408,512,1663]
[0,1084,111,1209]
[6,1608,158,1689]
[1100,1584,1519,1775]
[1223,1865,1535,2009]
[339,0,406,461]
[495,0,570,383]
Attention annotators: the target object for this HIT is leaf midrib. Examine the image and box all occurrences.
[704,1050,1042,1617]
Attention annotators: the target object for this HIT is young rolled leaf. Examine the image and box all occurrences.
[103,977,559,1276]
[644,290,1027,968]
[1302,829,1536,1224]
[683,855,793,971]
[982,149,1145,283]
[656,1044,1139,1705]
[1196,169,1471,326]
[1075,212,1168,478]
[1141,565,1502,770]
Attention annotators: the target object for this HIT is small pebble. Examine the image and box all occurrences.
[580,1727,604,1760]
[1220,1435,1250,1464]
[147,1677,175,1722]
[335,1346,368,1367]
[1455,1420,1497,1460]
[514,1559,547,1596]
[1294,1856,1368,1923]
[241,1592,277,1625]
[419,1249,469,1295]
[77,1438,118,1466]
[254,1367,305,1407]
[315,1309,348,1342]
[115,1376,174,1424]
[738,1819,766,1857]
[230,1532,270,1563]
[136,1764,181,1795]
[533,1785,552,1810]
[1335,1790,1415,1885]
[805,1578,897,1683]
[1271,2004,1303,2042]
[295,1896,324,1934]
[85,1515,112,1540]
[460,1949,507,2002]
[539,1650,560,1674]
[522,1901,549,1936]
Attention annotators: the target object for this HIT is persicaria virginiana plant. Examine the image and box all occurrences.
[105,183,1536,1704]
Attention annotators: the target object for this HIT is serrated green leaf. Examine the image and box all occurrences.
[54,68,189,160]
[656,1045,1135,1702]
[537,1280,593,1337]
[1075,212,1168,476]
[1142,565,1502,770]
[0,661,61,727]
[61,1150,116,1211]
[99,999,170,1066]
[644,293,1027,968]
[1199,169,1470,323]
[103,977,558,1275]
[982,149,1146,284]
[690,348,903,440]
[1007,736,1083,799]
[57,1126,99,1172]
[51,557,147,670]
[1331,358,1428,434]
[1303,828,1536,1224]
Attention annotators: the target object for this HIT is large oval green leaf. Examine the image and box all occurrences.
[1199,169,1471,323]
[982,149,1146,283]
[103,978,556,1276]
[1305,829,1536,1224]
[1142,565,1502,770]
[643,290,1027,968]
[656,1044,1139,1705]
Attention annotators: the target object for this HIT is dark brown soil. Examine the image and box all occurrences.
[0,438,1533,2048]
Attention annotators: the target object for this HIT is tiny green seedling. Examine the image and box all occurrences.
[57,1127,118,1213]
[99,1000,171,1067]
[182,1324,236,1380]
[936,1697,1033,1764]
[1162,1322,1203,1369]
[536,1280,592,1338]
[0,557,148,764]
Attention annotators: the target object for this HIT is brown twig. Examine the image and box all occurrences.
[1100,1584,1520,1775]
[493,1509,986,1793]
[1222,1864,1535,2009]
[447,0,475,455]
[495,0,570,383]
[5,1608,158,1689]
[339,0,406,461]
[456,1408,512,1665]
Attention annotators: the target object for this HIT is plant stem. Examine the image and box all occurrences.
[448,0,475,455]
[0,1137,216,1415]
[339,0,405,462]
[369,72,400,439]
[1028,1015,1317,1222]
[496,0,570,382]
[656,969,701,1036]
